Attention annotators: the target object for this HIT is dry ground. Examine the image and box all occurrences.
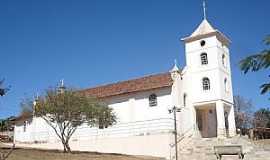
[0,146,163,160]
[1,139,270,160]
[253,139,270,149]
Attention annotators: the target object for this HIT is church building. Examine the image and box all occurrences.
[13,13,236,159]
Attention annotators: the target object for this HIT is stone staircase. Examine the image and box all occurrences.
[177,136,270,160]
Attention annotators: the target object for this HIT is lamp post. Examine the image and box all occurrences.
[169,106,181,160]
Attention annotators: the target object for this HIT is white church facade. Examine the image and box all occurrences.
[14,18,236,159]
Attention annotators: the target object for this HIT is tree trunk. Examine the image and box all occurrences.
[65,142,71,153]
[61,140,71,153]
[63,144,67,153]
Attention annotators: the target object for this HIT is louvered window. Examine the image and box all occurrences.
[202,77,210,90]
[200,53,208,65]
[149,94,157,107]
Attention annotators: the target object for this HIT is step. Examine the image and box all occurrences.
[177,136,270,160]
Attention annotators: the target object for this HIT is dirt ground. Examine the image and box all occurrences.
[0,147,163,160]
[254,139,270,149]
[1,139,270,160]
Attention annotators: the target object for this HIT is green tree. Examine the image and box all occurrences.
[0,120,8,132]
[0,79,10,132]
[239,35,270,94]
[0,80,13,160]
[32,86,116,153]
[0,117,16,132]
[0,79,9,96]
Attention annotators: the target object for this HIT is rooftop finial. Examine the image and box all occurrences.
[33,92,39,116]
[34,92,39,100]
[60,79,64,87]
[174,59,177,66]
[33,92,39,105]
[203,0,207,20]
[58,79,66,93]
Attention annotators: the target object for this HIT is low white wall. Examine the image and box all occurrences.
[15,133,174,159]
[14,117,175,159]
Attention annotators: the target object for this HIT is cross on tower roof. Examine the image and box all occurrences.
[203,0,207,20]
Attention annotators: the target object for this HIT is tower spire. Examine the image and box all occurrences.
[170,59,179,73]
[203,0,207,20]
[174,59,177,66]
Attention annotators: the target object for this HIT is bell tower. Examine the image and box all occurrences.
[181,3,236,137]
[182,19,233,104]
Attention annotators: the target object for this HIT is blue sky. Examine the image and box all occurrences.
[0,0,269,118]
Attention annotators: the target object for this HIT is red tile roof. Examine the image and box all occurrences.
[81,72,173,98]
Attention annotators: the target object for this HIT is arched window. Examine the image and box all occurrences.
[149,94,157,107]
[202,77,210,90]
[183,93,187,106]
[224,78,228,92]
[222,54,226,67]
[200,53,208,65]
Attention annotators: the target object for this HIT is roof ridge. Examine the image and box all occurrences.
[82,72,171,91]
[81,72,174,98]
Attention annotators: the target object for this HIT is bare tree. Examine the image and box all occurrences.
[234,95,253,134]
[253,108,270,128]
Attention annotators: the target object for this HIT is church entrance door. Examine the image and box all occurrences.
[196,105,217,138]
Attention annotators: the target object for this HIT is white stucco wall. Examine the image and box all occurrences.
[105,87,174,123]
[184,35,233,105]
[14,117,56,143]
[178,68,196,136]
[15,130,174,159]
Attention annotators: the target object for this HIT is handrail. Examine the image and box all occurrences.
[170,125,194,148]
